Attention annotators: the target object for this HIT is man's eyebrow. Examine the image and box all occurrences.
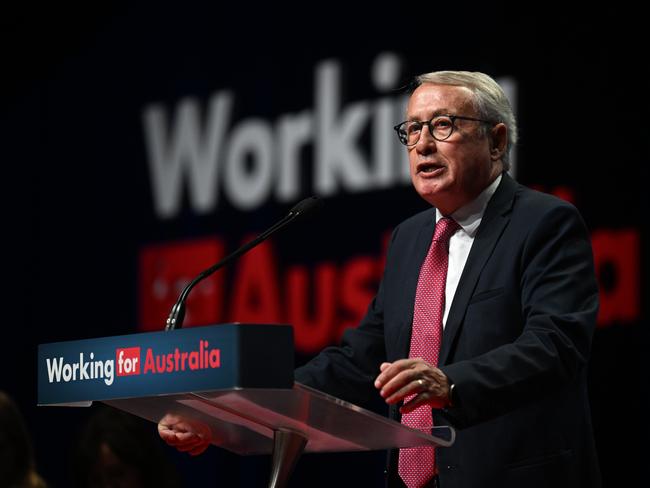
[406,108,453,121]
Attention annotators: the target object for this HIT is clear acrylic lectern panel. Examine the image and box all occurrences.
[105,382,454,456]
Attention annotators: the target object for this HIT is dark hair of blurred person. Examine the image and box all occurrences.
[72,405,180,488]
[0,391,47,488]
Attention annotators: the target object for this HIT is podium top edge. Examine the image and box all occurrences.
[38,323,293,347]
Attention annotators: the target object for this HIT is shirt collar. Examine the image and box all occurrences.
[436,173,502,237]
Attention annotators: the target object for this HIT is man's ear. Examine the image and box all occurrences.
[490,123,508,161]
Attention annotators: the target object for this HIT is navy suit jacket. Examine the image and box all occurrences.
[295,173,601,488]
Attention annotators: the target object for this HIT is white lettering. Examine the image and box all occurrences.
[276,110,312,202]
[118,350,125,374]
[46,357,63,383]
[79,353,90,380]
[371,52,407,187]
[62,363,72,382]
[224,119,274,210]
[104,360,114,386]
[44,354,114,386]
[315,61,371,195]
[143,92,233,218]
[142,53,518,218]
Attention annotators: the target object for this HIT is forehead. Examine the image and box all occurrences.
[407,83,476,118]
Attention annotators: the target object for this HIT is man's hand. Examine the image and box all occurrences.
[374,358,451,414]
[157,413,212,456]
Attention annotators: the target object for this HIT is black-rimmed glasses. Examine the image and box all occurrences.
[394,114,494,146]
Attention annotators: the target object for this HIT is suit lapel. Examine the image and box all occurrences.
[439,173,518,366]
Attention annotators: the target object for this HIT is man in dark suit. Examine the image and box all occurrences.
[159,71,601,488]
[293,71,601,488]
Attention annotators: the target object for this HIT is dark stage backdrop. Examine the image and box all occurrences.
[2,2,647,487]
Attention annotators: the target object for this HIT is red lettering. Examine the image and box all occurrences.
[141,343,220,375]
[288,264,337,354]
[591,229,640,326]
[144,348,155,374]
[189,351,200,369]
[209,349,220,368]
[155,353,166,373]
[338,257,379,339]
[166,352,173,372]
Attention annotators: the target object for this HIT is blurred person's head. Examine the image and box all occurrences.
[72,405,180,488]
[0,391,46,488]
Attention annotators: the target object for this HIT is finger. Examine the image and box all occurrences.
[158,428,179,444]
[375,362,395,388]
[385,376,430,405]
[158,413,183,429]
[380,367,422,400]
[171,420,198,433]
[175,431,203,442]
[175,436,206,452]
[162,435,184,447]
[163,431,201,448]
[375,359,415,389]
[163,431,197,447]
[399,392,431,414]
[400,391,446,414]
[158,419,175,433]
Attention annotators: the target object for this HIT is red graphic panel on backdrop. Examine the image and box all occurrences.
[591,229,640,327]
[139,238,225,331]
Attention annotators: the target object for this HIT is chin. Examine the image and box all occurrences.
[415,184,457,211]
[415,189,441,207]
[414,179,446,199]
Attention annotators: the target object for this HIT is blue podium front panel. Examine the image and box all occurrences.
[38,323,294,405]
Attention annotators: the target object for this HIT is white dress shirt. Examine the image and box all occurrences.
[436,174,502,328]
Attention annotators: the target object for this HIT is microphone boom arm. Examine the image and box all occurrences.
[165,197,321,331]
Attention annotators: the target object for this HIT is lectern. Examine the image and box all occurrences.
[38,324,455,487]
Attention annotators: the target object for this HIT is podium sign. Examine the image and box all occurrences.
[38,324,294,405]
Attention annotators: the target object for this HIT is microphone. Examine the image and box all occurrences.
[165,196,323,331]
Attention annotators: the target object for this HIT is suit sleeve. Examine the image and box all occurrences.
[293,229,398,409]
[440,202,599,428]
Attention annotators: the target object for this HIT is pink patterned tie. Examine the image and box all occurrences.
[399,217,459,488]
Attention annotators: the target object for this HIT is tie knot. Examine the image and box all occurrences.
[433,217,460,243]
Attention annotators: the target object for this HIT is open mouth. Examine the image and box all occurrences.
[417,162,445,174]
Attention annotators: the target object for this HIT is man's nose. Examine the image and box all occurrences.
[415,124,437,152]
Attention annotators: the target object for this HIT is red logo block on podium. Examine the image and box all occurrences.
[116,347,141,376]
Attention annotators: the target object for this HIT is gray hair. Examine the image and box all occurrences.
[414,71,517,170]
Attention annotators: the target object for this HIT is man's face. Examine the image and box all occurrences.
[406,83,502,214]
